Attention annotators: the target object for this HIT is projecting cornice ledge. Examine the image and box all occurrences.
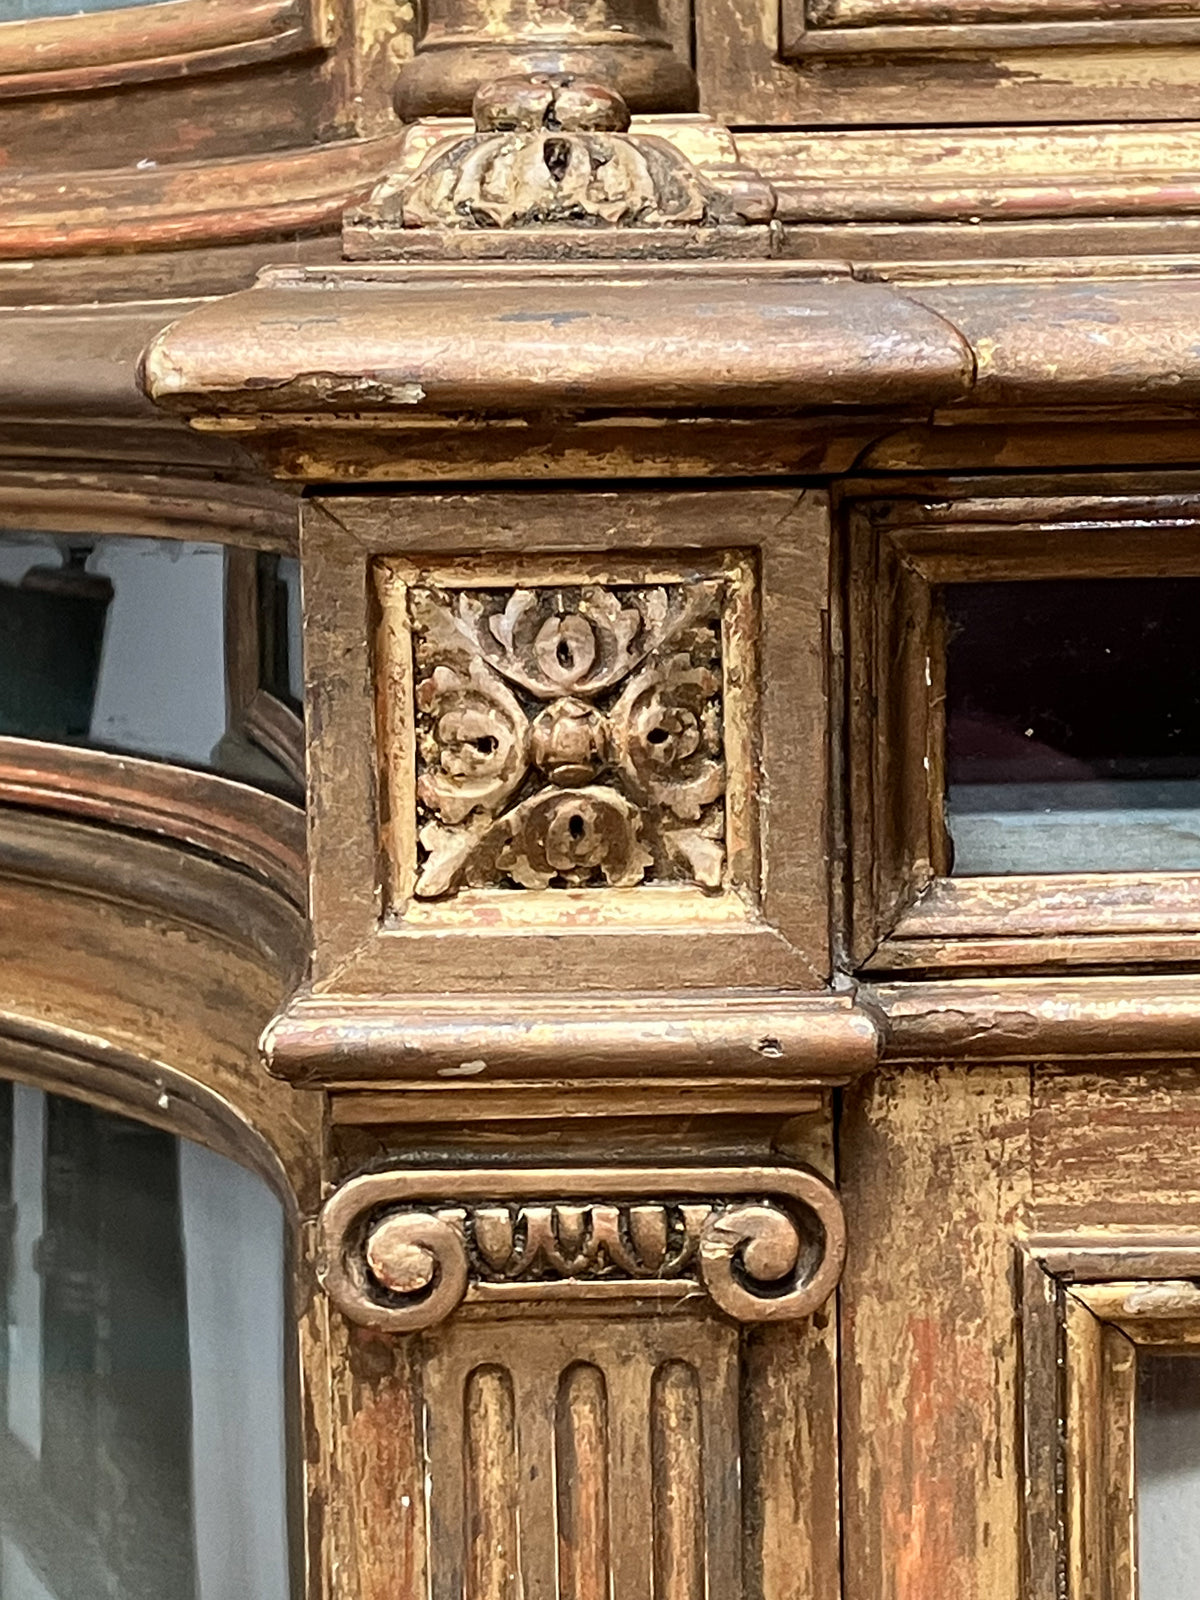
[141,262,973,423]
[139,263,1200,477]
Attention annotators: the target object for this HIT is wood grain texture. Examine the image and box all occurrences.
[0,0,318,99]
[840,1064,1030,1600]
[651,1361,706,1600]
[556,1364,611,1600]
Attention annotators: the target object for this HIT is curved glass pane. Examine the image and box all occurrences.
[0,1083,290,1600]
[0,0,174,19]
[0,534,302,799]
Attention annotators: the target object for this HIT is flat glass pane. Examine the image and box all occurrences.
[0,1083,290,1600]
[943,578,1200,875]
[1138,1352,1200,1600]
[0,534,302,798]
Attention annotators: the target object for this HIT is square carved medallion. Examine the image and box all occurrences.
[375,554,756,912]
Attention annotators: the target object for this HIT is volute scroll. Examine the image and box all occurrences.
[318,1163,846,1333]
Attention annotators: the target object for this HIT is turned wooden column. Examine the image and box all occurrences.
[392,0,697,119]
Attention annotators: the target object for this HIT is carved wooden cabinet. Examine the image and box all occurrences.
[9,0,1200,1596]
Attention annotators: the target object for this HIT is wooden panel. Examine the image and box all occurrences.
[1033,1063,1200,1226]
[697,0,1200,128]
[840,1064,1030,1600]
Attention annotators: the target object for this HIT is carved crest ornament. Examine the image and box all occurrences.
[344,73,777,254]
[402,574,734,897]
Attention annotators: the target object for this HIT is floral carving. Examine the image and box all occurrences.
[409,578,728,896]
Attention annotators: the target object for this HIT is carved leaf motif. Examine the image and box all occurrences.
[416,814,494,898]
[400,129,715,232]
[407,577,731,896]
[663,817,727,891]
[497,786,654,889]
[415,656,530,824]
[464,586,661,700]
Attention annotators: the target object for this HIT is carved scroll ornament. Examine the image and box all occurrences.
[409,577,730,896]
[317,1165,846,1332]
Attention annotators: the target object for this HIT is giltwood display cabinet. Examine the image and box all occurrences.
[9,0,1200,1596]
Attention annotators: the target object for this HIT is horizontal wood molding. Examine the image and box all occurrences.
[738,122,1200,225]
[874,974,1200,1060]
[15,122,1200,265]
[0,467,296,547]
[141,260,973,419]
[0,738,306,908]
[783,8,1200,54]
[140,262,1200,437]
[263,990,880,1092]
[0,0,321,99]
[0,133,405,259]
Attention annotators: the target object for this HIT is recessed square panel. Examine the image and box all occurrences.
[374,552,757,919]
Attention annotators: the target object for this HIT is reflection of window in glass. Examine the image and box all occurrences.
[1138,1352,1200,1600]
[0,535,302,797]
[258,554,304,716]
[943,578,1200,875]
[0,1083,290,1600]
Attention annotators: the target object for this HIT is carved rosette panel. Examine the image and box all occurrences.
[317,1164,845,1331]
[377,555,755,904]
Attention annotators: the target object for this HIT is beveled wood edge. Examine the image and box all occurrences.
[140,265,974,418]
[262,989,881,1090]
[0,738,306,908]
[0,1007,297,1212]
[0,0,319,99]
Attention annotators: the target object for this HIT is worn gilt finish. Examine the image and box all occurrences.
[386,559,737,897]
[318,1163,845,1329]
[15,0,1200,1591]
